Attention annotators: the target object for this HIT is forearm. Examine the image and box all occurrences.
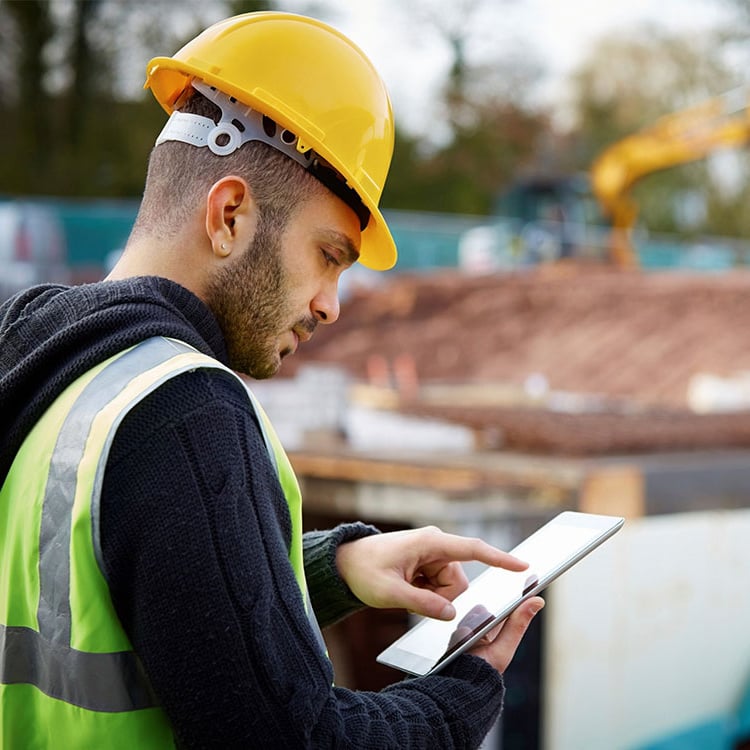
[317,655,504,749]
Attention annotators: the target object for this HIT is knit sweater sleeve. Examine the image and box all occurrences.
[100,368,506,749]
[303,522,380,628]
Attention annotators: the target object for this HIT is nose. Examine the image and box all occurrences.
[312,280,340,325]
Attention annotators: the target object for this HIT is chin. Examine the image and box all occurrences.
[249,359,281,380]
[229,350,281,381]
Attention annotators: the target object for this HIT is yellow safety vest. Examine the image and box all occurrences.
[0,337,321,748]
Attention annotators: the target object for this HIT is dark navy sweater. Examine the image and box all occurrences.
[0,278,507,748]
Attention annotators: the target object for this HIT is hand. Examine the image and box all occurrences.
[468,596,545,673]
[335,526,529,621]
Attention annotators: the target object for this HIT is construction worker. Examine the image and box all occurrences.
[0,12,543,748]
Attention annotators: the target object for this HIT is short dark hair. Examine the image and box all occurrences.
[131,89,321,240]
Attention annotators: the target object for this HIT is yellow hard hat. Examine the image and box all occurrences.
[145,11,397,271]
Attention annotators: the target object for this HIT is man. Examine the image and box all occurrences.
[0,12,542,748]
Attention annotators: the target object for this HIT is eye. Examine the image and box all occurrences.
[321,248,340,267]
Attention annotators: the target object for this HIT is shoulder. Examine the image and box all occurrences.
[139,363,251,419]
[108,365,266,467]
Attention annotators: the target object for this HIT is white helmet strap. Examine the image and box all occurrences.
[155,79,312,168]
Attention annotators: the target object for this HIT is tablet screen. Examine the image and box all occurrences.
[377,512,623,674]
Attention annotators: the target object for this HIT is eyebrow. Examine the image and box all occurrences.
[318,229,360,266]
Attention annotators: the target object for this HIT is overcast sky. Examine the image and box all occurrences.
[289,0,737,133]
[132,0,739,136]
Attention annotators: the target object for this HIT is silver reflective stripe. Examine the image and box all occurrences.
[89,339,234,574]
[0,624,157,712]
[38,338,186,641]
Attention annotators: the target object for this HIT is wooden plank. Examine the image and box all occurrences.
[579,465,645,518]
[290,452,482,493]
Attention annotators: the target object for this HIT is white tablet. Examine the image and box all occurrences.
[376,511,624,676]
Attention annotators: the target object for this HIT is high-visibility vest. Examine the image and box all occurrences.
[0,336,323,748]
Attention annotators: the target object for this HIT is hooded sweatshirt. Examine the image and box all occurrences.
[0,277,506,749]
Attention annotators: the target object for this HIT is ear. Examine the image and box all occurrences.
[205,176,257,259]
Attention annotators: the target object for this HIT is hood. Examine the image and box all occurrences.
[0,277,227,484]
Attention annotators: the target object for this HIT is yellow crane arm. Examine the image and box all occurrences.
[590,87,750,266]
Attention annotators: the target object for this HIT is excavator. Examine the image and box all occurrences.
[590,85,750,267]
[482,86,750,270]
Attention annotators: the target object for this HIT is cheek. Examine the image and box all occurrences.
[283,267,318,309]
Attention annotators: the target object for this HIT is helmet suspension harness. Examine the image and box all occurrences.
[156,79,370,231]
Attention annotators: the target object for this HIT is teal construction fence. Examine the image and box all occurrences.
[9,197,750,277]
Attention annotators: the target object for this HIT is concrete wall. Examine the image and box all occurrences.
[543,509,750,750]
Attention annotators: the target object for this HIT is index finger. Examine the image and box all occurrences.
[430,531,528,571]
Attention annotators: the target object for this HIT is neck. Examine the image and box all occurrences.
[106,236,210,303]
